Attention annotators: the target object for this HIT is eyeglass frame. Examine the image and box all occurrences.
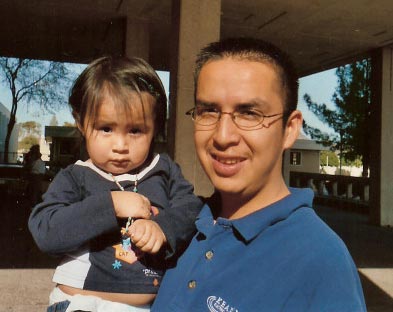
[185,106,284,130]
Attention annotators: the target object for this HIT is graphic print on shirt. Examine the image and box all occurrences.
[112,205,161,267]
[207,296,238,312]
[113,227,140,264]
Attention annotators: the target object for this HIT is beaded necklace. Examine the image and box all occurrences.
[109,173,138,251]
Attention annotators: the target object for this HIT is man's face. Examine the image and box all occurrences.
[194,58,296,200]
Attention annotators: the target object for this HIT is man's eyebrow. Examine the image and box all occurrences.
[236,103,257,109]
[237,99,269,110]
[195,98,270,110]
[195,100,216,107]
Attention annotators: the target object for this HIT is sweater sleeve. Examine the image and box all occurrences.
[151,155,203,260]
[28,166,119,256]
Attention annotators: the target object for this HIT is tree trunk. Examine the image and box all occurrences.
[362,151,370,178]
[4,115,16,164]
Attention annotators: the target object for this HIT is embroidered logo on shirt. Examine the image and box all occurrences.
[143,268,160,277]
[207,296,238,312]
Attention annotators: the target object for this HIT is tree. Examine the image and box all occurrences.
[18,121,41,151]
[0,57,70,163]
[19,121,41,139]
[49,114,59,126]
[320,150,339,167]
[303,58,371,177]
[63,121,76,127]
[19,135,39,151]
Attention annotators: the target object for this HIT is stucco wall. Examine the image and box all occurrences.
[289,149,320,174]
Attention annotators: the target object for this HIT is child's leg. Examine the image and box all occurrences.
[47,287,151,312]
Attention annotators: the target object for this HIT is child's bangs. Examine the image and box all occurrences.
[110,83,146,118]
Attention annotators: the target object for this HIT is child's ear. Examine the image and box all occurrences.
[283,110,302,150]
[76,122,85,136]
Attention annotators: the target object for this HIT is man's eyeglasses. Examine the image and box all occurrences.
[185,106,284,130]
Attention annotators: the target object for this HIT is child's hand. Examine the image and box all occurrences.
[111,191,151,219]
[129,219,167,254]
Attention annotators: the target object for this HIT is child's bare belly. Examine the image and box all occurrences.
[59,284,155,306]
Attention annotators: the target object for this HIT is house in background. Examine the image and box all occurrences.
[45,126,85,172]
[0,102,19,163]
[289,132,328,174]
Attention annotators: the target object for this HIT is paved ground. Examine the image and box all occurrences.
[315,206,393,311]
[0,191,392,311]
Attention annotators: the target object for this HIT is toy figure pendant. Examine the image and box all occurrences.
[122,234,132,251]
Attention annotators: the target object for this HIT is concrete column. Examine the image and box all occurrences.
[332,181,338,197]
[370,47,393,226]
[346,183,353,199]
[169,0,221,197]
[124,19,149,60]
[379,47,393,226]
[364,184,369,202]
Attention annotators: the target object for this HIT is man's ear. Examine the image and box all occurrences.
[283,110,303,150]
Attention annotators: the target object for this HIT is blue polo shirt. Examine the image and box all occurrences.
[152,188,366,311]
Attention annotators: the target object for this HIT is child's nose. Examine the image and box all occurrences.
[113,135,129,153]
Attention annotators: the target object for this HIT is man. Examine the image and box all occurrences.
[152,38,366,311]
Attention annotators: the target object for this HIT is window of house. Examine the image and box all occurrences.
[290,151,302,165]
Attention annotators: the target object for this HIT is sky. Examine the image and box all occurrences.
[298,68,337,134]
[0,61,337,137]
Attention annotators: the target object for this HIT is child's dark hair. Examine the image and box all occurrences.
[69,56,167,140]
[194,37,298,124]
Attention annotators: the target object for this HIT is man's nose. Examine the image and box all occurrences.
[212,113,241,148]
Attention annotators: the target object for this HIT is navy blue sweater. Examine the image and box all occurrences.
[29,154,203,293]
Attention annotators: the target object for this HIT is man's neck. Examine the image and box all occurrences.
[219,180,290,220]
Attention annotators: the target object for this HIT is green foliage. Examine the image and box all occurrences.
[320,150,339,167]
[303,58,371,176]
[19,121,41,138]
[49,114,59,126]
[342,155,363,167]
[19,135,39,151]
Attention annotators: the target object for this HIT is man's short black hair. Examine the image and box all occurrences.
[194,37,299,121]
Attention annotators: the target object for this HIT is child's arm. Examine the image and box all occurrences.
[114,192,166,253]
[111,191,151,219]
[28,167,151,255]
[128,219,166,254]
[150,155,204,259]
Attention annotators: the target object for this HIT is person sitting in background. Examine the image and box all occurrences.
[25,144,46,205]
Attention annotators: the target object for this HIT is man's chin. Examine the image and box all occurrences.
[212,180,242,195]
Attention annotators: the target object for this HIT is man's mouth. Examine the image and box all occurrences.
[214,155,243,165]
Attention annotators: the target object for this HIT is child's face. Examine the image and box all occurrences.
[82,92,156,175]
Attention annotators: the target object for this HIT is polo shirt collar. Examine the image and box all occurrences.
[196,188,314,243]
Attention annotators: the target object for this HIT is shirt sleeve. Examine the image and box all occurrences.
[28,166,119,256]
[304,250,367,312]
[151,155,203,260]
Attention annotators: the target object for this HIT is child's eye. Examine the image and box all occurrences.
[99,126,112,133]
[129,128,142,134]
